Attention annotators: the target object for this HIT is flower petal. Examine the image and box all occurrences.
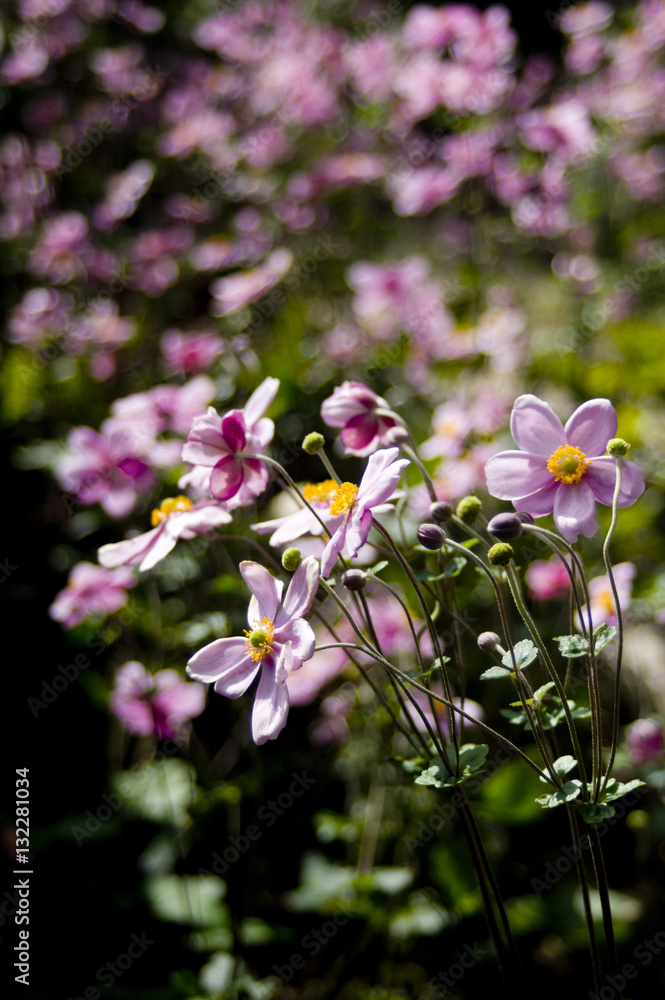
[279,555,320,622]
[510,395,565,456]
[484,450,552,500]
[181,407,225,466]
[320,521,347,577]
[341,413,378,452]
[243,377,280,428]
[98,525,164,568]
[252,660,290,744]
[564,398,617,456]
[553,482,599,543]
[187,637,259,698]
[240,561,281,621]
[345,507,373,558]
[210,455,244,501]
[276,618,316,662]
[585,457,645,507]
[221,410,246,453]
[511,481,558,517]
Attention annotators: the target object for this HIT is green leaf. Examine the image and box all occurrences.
[577,801,615,823]
[501,639,538,670]
[533,682,556,704]
[443,556,467,578]
[553,755,578,778]
[536,780,583,808]
[602,778,645,803]
[480,665,512,681]
[369,560,389,576]
[460,538,480,548]
[554,634,589,658]
[593,623,617,653]
[414,744,488,788]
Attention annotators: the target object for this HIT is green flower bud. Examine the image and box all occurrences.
[282,547,302,572]
[456,495,482,524]
[488,543,513,566]
[606,437,630,457]
[302,432,325,455]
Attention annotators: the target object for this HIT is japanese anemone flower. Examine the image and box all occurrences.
[484,395,644,543]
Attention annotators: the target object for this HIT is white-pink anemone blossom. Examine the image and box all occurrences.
[98,497,231,572]
[320,447,409,577]
[187,557,320,745]
[484,395,645,543]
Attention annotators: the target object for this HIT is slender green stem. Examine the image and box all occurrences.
[600,458,624,797]
[589,823,621,992]
[567,806,603,994]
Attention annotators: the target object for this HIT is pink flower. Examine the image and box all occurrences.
[160,329,224,375]
[321,381,402,457]
[484,395,645,543]
[110,662,205,740]
[181,377,279,505]
[187,557,320,744]
[625,718,664,765]
[577,562,636,630]
[320,448,409,577]
[49,562,136,629]
[56,421,156,518]
[98,497,232,572]
[525,558,572,602]
[209,248,293,317]
[251,480,340,547]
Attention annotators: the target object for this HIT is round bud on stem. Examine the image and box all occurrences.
[516,511,535,525]
[341,569,366,591]
[417,522,446,550]
[488,543,514,566]
[487,512,523,540]
[477,631,502,653]
[282,547,302,572]
[456,495,482,524]
[429,500,453,523]
[303,432,325,455]
[606,437,630,457]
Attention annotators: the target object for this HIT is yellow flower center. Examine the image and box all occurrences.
[546,445,591,485]
[329,482,359,516]
[243,617,276,662]
[150,495,193,526]
[302,480,338,503]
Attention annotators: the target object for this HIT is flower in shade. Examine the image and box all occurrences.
[625,718,664,765]
[320,448,409,577]
[321,381,403,457]
[49,562,136,629]
[525,557,572,601]
[484,395,645,543]
[98,497,232,572]
[110,661,205,740]
[576,562,636,631]
[187,557,320,744]
[181,377,279,505]
[251,480,340,547]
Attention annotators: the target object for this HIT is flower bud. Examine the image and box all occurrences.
[488,542,514,566]
[429,500,453,523]
[516,511,535,525]
[417,522,445,550]
[282,547,302,572]
[606,437,630,457]
[477,631,502,652]
[487,512,523,540]
[303,432,325,455]
[341,569,366,591]
[456,495,482,524]
[385,424,409,446]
